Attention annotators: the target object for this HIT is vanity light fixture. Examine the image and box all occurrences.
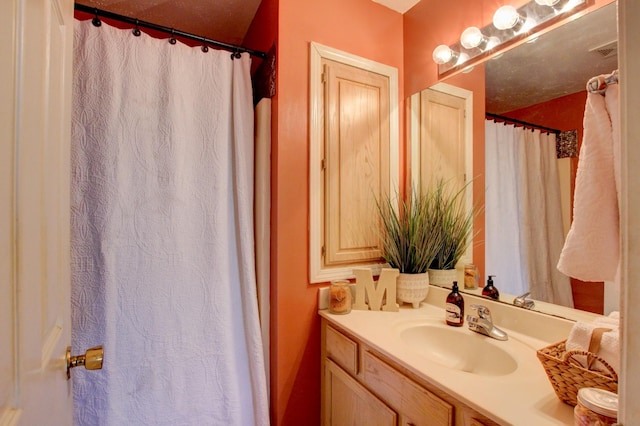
[535,0,560,6]
[460,27,488,50]
[536,0,578,12]
[456,52,470,66]
[485,36,501,50]
[432,44,459,65]
[493,5,527,31]
[432,0,587,75]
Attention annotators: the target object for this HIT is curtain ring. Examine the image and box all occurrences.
[230,50,242,60]
[169,29,177,45]
[92,9,102,27]
[132,19,141,37]
[201,36,209,52]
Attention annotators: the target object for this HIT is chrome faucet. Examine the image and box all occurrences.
[513,291,535,310]
[466,305,508,341]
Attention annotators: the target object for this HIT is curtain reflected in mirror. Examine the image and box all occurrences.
[485,119,573,307]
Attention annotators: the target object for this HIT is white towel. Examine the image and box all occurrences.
[565,312,620,376]
[593,310,620,329]
[557,85,620,282]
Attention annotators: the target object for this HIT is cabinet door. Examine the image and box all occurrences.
[309,42,399,283]
[419,87,467,190]
[324,359,396,426]
[323,57,390,267]
[362,350,453,426]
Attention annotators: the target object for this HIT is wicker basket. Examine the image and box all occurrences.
[536,340,618,406]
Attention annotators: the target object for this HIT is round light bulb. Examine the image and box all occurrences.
[486,36,501,50]
[493,5,520,30]
[460,27,485,49]
[457,52,470,65]
[432,44,455,65]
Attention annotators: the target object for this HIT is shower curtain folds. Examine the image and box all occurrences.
[485,120,573,307]
[71,19,269,425]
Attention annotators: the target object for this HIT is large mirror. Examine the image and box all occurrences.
[410,1,618,317]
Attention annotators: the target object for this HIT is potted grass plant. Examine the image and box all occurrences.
[376,187,442,308]
[428,178,477,288]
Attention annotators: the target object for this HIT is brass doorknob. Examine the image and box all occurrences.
[66,345,103,379]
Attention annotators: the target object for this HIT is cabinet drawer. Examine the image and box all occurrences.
[326,326,359,375]
[362,350,453,426]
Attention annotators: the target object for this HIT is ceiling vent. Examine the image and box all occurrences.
[589,40,618,58]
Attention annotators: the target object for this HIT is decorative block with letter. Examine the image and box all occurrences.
[352,268,399,312]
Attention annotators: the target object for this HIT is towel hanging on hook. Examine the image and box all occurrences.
[587,70,618,95]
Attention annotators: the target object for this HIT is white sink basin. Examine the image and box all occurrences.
[398,323,518,376]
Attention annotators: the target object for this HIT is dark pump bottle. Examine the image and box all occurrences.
[482,275,500,300]
[445,281,464,327]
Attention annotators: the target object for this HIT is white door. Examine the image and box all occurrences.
[1,0,76,424]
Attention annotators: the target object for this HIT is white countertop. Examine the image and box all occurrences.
[319,286,581,425]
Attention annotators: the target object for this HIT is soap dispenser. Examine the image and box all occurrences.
[482,275,500,300]
[446,281,464,327]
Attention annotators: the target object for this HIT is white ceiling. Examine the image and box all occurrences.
[372,0,420,13]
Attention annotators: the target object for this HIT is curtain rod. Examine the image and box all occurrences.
[486,112,561,135]
[74,3,267,59]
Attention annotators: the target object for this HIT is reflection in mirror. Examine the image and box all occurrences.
[434,0,590,76]
[410,2,618,317]
[485,1,618,314]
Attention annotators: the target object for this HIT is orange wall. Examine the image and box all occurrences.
[506,90,587,135]
[244,0,617,423]
[244,0,278,71]
[404,0,494,96]
[270,0,404,424]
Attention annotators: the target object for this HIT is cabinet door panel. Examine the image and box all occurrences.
[326,325,359,375]
[419,88,466,190]
[323,58,390,267]
[362,350,453,426]
[324,359,396,426]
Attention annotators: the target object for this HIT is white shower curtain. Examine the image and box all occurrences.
[71,20,269,425]
[485,120,573,307]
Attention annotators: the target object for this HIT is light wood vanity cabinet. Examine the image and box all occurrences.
[321,318,500,426]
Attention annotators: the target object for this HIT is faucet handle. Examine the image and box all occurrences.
[469,304,491,319]
[513,292,535,309]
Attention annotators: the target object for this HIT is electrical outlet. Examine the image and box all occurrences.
[318,287,330,310]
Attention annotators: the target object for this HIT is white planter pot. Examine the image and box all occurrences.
[396,272,430,309]
[428,268,458,288]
